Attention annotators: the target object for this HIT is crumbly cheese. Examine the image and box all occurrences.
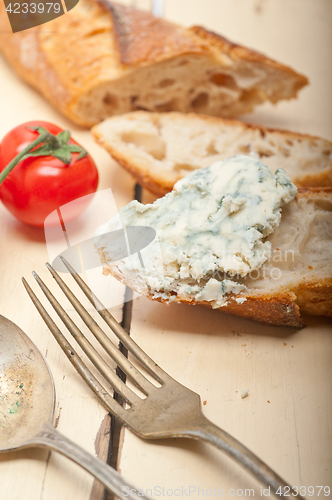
[95,155,297,306]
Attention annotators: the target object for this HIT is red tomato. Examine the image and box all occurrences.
[0,121,99,227]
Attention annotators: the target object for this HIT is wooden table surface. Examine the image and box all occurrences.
[0,1,331,499]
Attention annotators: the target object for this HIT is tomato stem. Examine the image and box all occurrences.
[0,132,49,185]
[0,126,87,185]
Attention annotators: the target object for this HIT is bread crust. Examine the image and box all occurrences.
[102,263,305,328]
[104,265,332,329]
[97,1,209,66]
[0,1,308,126]
[92,112,332,194]
[106,262,305,327]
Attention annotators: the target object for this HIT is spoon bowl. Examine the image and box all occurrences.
[0,315,54,451]
[0,314,151,500]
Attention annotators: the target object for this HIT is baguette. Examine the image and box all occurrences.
[92,112,332,194]
[95,157,332,328]
[0,1,308,126]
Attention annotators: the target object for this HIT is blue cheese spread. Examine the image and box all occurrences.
[95,155,297,307]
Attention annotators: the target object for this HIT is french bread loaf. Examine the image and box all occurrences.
[97,183,332,328]
[92,112,332,194]
[0,1,308,126]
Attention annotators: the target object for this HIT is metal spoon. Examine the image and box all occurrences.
[0,314,151,500]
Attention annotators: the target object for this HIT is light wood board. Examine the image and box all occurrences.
[0,1,331,500]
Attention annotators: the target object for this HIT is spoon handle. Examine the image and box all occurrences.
[30,422,150,500]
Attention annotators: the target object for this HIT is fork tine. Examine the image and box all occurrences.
[45,263,155,395]
[60,256,166,383]
[30,271,140,406]
[22,278,128,422]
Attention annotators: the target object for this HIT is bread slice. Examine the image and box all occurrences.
[0,1,307,126]
[97,186,332,328]
[92,112,332,194]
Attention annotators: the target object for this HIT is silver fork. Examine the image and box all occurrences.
[23,260,306,500]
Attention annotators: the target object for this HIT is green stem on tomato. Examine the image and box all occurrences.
[0,131,50,185]
[0,126,87,186]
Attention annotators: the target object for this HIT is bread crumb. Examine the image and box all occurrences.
[241,389,249,399]
[283,342,287,346]
[308,265,313,270]
[203,400,207,405]
[267,400,271,403]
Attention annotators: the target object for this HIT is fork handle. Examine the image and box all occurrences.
[183,416,306,500]
[30,422,151,500]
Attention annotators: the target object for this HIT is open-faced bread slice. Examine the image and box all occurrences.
[92,112,332,194]
[95,155,332,327]
[99,189,332,327]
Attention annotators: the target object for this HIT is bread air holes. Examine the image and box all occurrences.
[206,141,219,155]
[241,88,262,103]
[86,28,107,37]
[281,147,290,157]
[155,99,179,112]
[158,79,175,88]
[191,93,209,112]
[103,93,119,109]
[239,144,251,154]
[257,148,274,158]
[210,73,236,89]
[121,131,166,160]
[313,200,332,212]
